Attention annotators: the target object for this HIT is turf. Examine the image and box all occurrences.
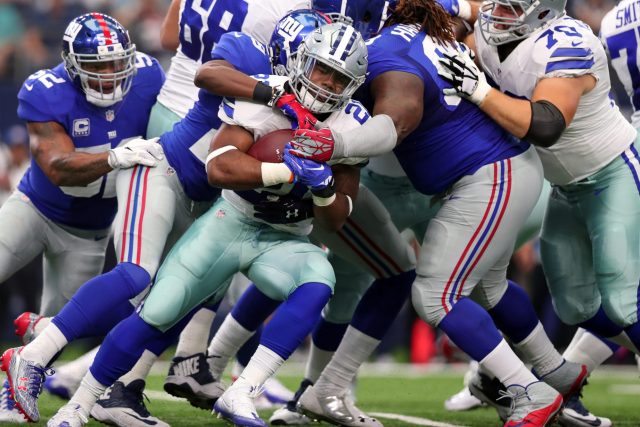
[2,368,639,426]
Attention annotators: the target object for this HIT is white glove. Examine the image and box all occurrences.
[108,137,164,169]
[437,46,492,105]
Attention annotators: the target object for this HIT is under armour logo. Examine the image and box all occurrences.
[285,209,299,219]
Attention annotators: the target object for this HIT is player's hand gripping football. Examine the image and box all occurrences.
[108,137,164,169]
[437,45,492,105]
[282,145,334,196]
[288,127,336,162]
[269,83,319,130]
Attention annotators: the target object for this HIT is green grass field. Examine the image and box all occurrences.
[3,366,639,427]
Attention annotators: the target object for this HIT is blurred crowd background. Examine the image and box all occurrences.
[1,0,636,366]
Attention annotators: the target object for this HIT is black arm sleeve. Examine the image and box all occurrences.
[523,100,566,148]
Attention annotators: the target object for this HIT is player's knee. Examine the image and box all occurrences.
[411,275,447,327]
[601,296,634,327]
[114,263,151,299]
[139,275,188,331]
[323,290,362,324]
[471,279,508,310]
[553,294,597,325]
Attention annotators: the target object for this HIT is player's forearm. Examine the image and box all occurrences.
[207,152,291,190]
[478,90,532,139]
[331,114,398,159]
[195,61,255,99]
[312,192,352,232]
[46,152,112,186]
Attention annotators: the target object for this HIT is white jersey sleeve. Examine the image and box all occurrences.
[600,0,640,128]
[476,16,637,185]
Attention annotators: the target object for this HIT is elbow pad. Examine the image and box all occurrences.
[523,100,566,148]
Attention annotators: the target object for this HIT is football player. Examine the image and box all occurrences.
[45,22,369,427]
[437,0,640,423]
[0,12,164,424]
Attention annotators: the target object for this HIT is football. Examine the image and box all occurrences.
[248,129,294,163]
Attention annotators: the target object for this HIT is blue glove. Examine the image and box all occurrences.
[436,0,460,16]
[282,147,334,197]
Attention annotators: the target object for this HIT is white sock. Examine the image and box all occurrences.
[609,331,640,355]
[315,327,380,396]
[480,339,538,388]
[20,323,68,366]
[56,347,99,381]
[563,328,587,357]
[33,316,51,338]
[69,371,107,416]
[304,342,335,383]
[118,350,157,386]
[513,322,564,376]
[207,314,254,379]
[563,331,613,373]
[238,345,284,388]
[175,308,216,357]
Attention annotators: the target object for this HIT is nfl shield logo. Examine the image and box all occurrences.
[105,109,115,122]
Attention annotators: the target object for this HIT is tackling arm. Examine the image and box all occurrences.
[194,60,260,100]
[29,121,112,186]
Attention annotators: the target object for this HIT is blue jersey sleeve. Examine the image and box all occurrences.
[17,68,74,123]
[212,32,271,75]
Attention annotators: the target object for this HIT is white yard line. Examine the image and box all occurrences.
[370,412,468,427]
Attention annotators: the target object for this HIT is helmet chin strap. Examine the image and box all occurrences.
[84,85,123,107]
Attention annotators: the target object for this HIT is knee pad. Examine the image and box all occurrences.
[140,275,190,332]
[470,280,508,310]
[411,275,447,327]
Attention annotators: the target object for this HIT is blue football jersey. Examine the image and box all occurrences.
[159,32,271,201]
[16,53,165,230]
[357,24,527,195]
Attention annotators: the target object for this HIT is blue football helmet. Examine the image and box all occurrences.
[311,0,396,40]
[269,9,330,76]
[62,13,137,107]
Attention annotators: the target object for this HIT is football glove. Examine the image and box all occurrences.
[253,197,314,224]
[270,83,318,130]
[438,47,492,105]
[436,0,472,19]
[108,137,164,169]
[282,147,335,197]
[288,128,335,162]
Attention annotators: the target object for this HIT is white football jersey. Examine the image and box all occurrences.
[600,1,640,128]
[475,15,637,185]
[157,0,310,118]
[218,75,370,235]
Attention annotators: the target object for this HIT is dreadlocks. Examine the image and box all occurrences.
[385,0,456,44]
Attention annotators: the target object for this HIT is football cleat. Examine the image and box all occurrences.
[444,386,485,411]
[13,312,44,345]
[297,385,382,427]
[468,370,511,422]
[269,378,316,426]
[538,360,587,399]
[44,371,81,400]
[263,377,295,405]
[558,394,612,427]
[1,347,51,422]
[47,403,89,427]
[90,380,169,427]
[214,380,267,427]
[502,381,563,427]
[164,352,225,410]
[0,379,27,423]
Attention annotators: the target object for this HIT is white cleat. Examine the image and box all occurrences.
[558,394,612,427]
[44,371,81,400]
[297,385,382,427]
[0,379,27,423]
[444,386,485,411]
[269,405,315,425]
[213,380,267,427]
[47,403,89,427]
[263,378,294,405]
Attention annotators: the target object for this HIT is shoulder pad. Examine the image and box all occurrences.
[18,68,75,122]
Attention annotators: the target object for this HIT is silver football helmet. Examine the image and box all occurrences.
[478,0,566,46]
[288,22,367,113]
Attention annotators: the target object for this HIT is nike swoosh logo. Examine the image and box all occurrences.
[307,166,325,171]
[123,410,158,425]
[571,41,582,47]
[25,83,34,91]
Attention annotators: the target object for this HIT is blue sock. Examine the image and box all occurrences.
[351,270,415,340]
[438,298,503,362]
[53,263,149,341]
[91,308,199,385]
[578,306,624,338]
[237,324,262,367]
[488,281,539,343]
[261,282,332,359]
[312,318,348,352]
[231,284,280,331]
